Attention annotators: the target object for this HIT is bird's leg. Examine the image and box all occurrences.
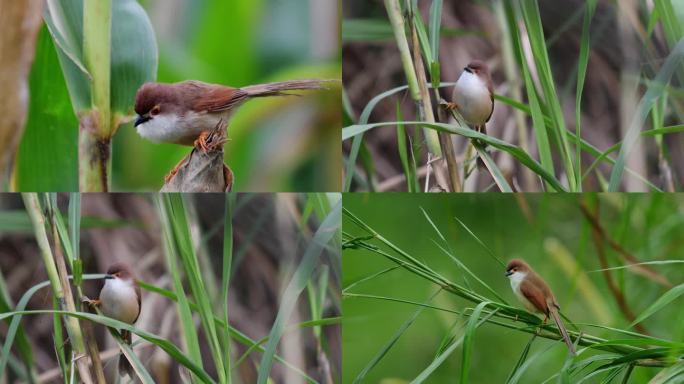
[82,297,101,307]
[443,102,458,111]
[193,131,211,153]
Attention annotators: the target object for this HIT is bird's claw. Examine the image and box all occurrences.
[193,131,211,154]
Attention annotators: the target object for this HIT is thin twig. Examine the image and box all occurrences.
[586,200,648,334]
[579,201,672,288]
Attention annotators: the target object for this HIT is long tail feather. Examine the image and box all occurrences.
[549,307,576,355]
[241,79,334,97]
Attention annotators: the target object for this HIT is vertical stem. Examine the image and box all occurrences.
[384,0,441,155]
[22,193,94,384]
[222,194,234,384]
[81,0,112,191]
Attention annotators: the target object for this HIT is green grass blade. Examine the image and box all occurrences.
[353,289,441,383]
[162,194,226,382]
[629,283,684,328]
[476,146,513,192]
[519,0,576,190]
[574,0,597,191]
[505,334,538,384]
[460,302,493,384]
[256,201,341,384]
[608,37,684,190]
[155,197,204,376]
[0,310,216,384]
[428,0,443,63]
[396,101,417,192]
[343,121,566,191]
[222,194,234,384]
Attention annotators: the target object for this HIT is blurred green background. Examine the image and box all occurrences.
[15,0,341,192]
[343,193,684,383]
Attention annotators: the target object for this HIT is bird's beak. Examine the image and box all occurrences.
[134,115,151,127]
[464,66,473,73]
[505,271,513,277]
[104,274,114,279]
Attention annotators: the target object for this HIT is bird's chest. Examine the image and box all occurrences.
[453,73,492,125]
[100,279,139,324]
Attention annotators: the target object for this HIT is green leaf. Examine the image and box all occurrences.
[257,201,341,384]
[629,283,684,328]
[44,0,158,116]
[14,26,78,191]
[343,121,566,191]
[609,37,684,190]
[109,0,158,115]
[0,310,216,384]
[460,302,492,384]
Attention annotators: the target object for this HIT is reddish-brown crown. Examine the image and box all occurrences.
[506,259,531,273]
[106,262,135,280]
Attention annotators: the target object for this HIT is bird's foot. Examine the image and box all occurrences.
[83,297,101,307]
[193,131,211,153]
[442,102,458,111]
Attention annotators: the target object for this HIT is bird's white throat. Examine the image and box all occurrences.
[507,271,527,293]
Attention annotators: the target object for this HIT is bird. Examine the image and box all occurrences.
[87,263,141,377]
[450,60,494,136]
[133,79,330,151]
[505,259,576,355]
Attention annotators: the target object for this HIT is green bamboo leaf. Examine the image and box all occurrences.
[629,283,684,328]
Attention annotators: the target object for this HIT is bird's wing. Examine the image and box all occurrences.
[190,82,249,113]
[133,281,142,323]
[519,279,549,314]
[486,76,494,123]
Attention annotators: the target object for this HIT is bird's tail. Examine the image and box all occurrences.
[241,79,335,97]
[118,330,134,378]
[549,307,576,355]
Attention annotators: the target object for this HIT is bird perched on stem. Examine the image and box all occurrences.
[133,79,331,149]
[86,263,141,377]
[505,259,576,355]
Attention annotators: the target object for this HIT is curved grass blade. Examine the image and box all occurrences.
[608,37,684,190]
[353,289,441,383]
[343,121,566,191]
[0,310,216,384]
[460,302,492,384]
[476,146,513,192]
[256,201,341,384]
[629,283,684,328]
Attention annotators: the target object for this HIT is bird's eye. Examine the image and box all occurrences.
[150,105,161,116]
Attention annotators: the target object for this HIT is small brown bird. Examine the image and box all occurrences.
[450,60,494,136]
[133,79,329,150]
[505,259,576,355]
[88,263,141,377]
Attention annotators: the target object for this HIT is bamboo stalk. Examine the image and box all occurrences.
[383,0,441,156]
[22,194,94,384]
[46,199,106,383]
[405,7,461,192]
[81,0,112,192]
